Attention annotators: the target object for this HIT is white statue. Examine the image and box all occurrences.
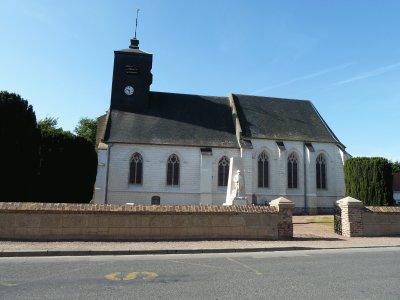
[232,170,244,198]
[223,157,248,206]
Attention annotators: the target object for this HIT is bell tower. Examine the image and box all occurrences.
[109,34,153,113]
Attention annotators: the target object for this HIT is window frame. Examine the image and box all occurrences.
[287,153,298,189]
[129,152,143,185]
[218,156,230,187]
[166,154,180,186]
[257,151,269,188]
[316,153,327,189]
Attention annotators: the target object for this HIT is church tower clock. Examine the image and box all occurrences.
[109,36,153,113]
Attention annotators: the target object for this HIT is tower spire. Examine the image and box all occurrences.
[130,9,140,49]
[134,9,140,39]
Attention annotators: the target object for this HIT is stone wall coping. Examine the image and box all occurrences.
[0,202,278,215]
[365,206,400,214]
[269,197,295,207]
[337,196,363,206]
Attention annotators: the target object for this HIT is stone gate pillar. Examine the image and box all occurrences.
[337,197,364,237]
[270,197,295,238]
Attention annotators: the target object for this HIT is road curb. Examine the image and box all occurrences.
[1,245,400,257]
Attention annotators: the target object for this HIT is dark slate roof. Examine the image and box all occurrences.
[115,38,152,56]
[115,48,152,56]
[104,92,240,148]
[232,94,343,145]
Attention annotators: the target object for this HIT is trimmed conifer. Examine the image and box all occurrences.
[0,91,40,201]
[35,133,97,203]
[344,157,393,206]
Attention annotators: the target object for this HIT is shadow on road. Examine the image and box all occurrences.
[291,237,345,241]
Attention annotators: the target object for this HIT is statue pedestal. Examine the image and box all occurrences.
[232,197,248,206]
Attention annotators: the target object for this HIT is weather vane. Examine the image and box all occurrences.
[134,9,140,39]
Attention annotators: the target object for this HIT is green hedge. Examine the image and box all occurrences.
[344,157,393,206]
[0,91,97,203]
[34,132,98,203]
[0,91,40,201]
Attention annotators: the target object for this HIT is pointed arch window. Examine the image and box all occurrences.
[316,154,327,189]
[288,153,298,189]
[258,151,269,188]
[129,153,143,184]
[166,154,180,186]
[218,156,230,186]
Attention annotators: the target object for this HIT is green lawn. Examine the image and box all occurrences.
[304,215,334,228]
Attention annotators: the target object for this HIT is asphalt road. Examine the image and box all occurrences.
[0,247,399,300]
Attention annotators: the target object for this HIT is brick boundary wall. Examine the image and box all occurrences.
[0,199,294,241]
[0,202,277,215]
[365,206,400,213]
[337,197,400,237]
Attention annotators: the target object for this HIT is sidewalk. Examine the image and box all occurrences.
[1,216,400,257]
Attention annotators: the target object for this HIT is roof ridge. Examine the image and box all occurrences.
[150,90,227,99]
[309,102,345,148]
[232,94,343,144]
[231,93,310,102]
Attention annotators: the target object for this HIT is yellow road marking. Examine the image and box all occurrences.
[104,272,158,282]
[123,272,138,281]
[226,257,263,276]
[104,272,122,281]
[141,272,158,280]
[0,280,18,287]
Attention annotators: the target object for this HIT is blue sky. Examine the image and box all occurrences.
[1,0,399,161]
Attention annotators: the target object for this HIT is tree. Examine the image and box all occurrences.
[36,117,97,202]
[74,117,97,145]
[0,93,97,203]
[344,157,393,206]
[390,160,400,173]
[0,91,40,201]
[38,117,73,137]
[38,116,58,132]
[35,133,97,203]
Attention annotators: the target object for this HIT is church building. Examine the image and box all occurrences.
[94,36,350,214]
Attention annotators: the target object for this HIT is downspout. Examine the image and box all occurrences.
[104,143,113,204]
[303,142,307,214]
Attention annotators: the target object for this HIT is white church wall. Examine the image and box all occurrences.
[93,145,108,204]
[336,147,347,196]
[211,148,241,205]
[249,140,346,212]
[248,140,278,204]
[394,192,400,205]
[100,140,346,211]
[107,191,200,205]
[250,140,305,205]
[199,152,213,205]
[106,144,201,204]
[313,142,346,211]
[105,143,240,205]
[241,148,254,199]
[280,141,305,196]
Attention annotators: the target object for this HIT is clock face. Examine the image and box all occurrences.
[124,85,134,96]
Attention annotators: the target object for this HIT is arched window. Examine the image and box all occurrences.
[166,154,180,186]
[218,156,230,186]
[129,153,143,184]
[258,151,269,188]
[316,154,327,189]
[288,153,298,189]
